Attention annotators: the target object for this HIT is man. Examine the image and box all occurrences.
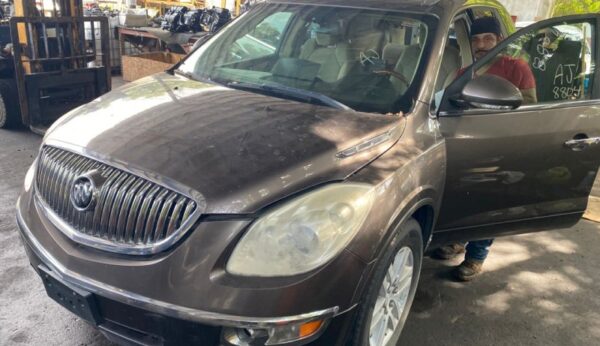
[435,17,537,281]
[467,16,537,103]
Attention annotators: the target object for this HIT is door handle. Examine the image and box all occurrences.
[564,137,600,151]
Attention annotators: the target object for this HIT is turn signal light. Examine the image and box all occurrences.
[299,320,323,338]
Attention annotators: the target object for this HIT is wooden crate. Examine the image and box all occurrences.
[122,52,185,82]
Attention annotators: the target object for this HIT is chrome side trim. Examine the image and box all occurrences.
[16,203,343,328]
[336,127,397,159]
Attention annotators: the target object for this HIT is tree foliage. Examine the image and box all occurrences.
[552,0,600,17]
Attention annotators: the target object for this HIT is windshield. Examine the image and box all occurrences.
[178,3,433,113]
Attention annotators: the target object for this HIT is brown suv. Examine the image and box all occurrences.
[15,1,600,345]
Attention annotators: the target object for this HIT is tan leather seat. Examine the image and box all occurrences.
[382,43,405,67]
[436,45,461,91]
[300,27,354,83]
[389,44,422,94]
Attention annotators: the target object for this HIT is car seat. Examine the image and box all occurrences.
[435,45,461,91]
[535,39,583,102]
[299,23,354,83]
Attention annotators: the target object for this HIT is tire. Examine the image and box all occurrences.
[0,78,20,129]
[352,218,423,346]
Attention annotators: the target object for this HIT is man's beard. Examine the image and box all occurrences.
[474,50,489,60]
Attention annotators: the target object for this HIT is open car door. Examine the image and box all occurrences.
[433,14,600,244]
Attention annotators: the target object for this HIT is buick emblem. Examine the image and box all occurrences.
[70,170,101,212]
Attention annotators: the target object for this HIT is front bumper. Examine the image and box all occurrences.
[16,191,366,345]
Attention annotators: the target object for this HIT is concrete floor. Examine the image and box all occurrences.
[1,128,600,346]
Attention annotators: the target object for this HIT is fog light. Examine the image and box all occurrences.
[222,319,326,346]
[223,327,269,345]
[266,320,324,345]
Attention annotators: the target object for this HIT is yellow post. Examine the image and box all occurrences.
[235,0,241,16]
[13,0,30,73]
[14,0,27,43]
[221,0,226,8]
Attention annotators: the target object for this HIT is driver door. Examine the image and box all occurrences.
[434,15,600,242]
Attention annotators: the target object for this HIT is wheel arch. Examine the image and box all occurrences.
[411,203,435,250]
[366,188,438,263]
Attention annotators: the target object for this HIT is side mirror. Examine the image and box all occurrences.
[458,74,523,110]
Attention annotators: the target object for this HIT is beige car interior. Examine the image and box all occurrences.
[297,14,430,96]
[437,17,471,93]
[299,24,354,83]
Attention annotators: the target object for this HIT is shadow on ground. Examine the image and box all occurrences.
[400,221,600,346]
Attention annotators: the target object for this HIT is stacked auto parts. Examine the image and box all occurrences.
[202,7,231,32]
[161,6,231,33]
[0,0,12,21]
[161,6,189,32]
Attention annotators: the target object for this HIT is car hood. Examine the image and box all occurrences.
[45,73,404,214]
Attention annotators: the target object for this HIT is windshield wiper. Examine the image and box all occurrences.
[226,81,353,111]
[174,69,203,82]
[174,69,196,80]
[174,69,229,87]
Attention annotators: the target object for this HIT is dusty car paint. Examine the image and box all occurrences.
[46,74,403,215]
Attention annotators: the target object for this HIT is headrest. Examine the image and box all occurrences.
[555,39,582,54]
[314,24,341,46]
[383,43,405,66]
[315,32,337,46]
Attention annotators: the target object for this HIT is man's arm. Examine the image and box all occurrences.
[514,59,538,104]
[521,88,537,104]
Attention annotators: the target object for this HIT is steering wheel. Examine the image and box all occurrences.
[359,49,381,66]
[372,69,410,86]
[359,48,411,88]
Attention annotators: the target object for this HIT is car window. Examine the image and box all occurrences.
[178,4,435,114]
[436,17,471,89]
[227,12,293,63]
[432,15,471,109]
[474,19,596,105]
[433,8,508,99]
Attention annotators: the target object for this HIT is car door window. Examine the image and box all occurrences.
[433,8,507,105]
[435,17,471,93]
[473,19,596,105]
[432,14,472,109]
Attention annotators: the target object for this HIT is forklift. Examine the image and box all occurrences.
[0,0,110,133]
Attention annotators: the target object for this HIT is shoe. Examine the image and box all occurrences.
[454,259,484,281]
[433,242,466,260]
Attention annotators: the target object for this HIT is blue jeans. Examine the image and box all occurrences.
[465,239,494,261]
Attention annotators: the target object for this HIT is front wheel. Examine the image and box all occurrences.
[352,217,423,346]
[0,78,21,129]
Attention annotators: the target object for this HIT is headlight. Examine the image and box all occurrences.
[226,184,374,277]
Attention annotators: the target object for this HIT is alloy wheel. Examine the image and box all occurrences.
[368,246,414,346]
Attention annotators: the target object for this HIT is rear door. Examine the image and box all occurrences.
[434,15,600,240]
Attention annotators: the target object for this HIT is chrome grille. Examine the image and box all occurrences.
[35,146,198,254]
